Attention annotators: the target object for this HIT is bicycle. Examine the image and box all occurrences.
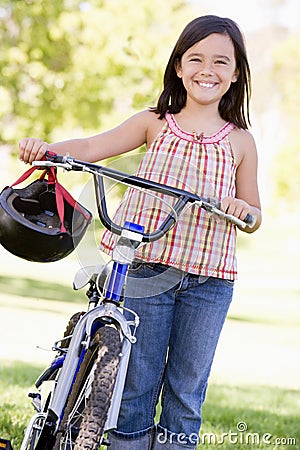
[2,152,255,450]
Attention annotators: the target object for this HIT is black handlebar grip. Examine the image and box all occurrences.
[244,213,256,228]
[45,150,66,164]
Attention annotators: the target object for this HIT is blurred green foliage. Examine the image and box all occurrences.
[0,0,192,145]
[272,33,300,209]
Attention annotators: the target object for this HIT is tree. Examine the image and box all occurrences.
[0,0,73,142]
[0,0,193,147]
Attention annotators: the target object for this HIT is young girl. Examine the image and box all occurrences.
[19,15,261,450]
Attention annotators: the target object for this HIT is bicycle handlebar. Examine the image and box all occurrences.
[33,152,256,242]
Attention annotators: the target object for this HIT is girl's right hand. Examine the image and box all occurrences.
[19,138,50,164]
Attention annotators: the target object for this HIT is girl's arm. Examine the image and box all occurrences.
[19,110,154,164]
[223,129,262,233]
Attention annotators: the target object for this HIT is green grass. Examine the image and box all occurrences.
[198,384,299,449]
[0,274,86,303]
[1,361,299,449]
[0,361,43,449]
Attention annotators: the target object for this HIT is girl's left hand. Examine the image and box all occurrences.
[221,197,252,222]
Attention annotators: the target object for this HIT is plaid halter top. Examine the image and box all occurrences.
[100,113,238,279]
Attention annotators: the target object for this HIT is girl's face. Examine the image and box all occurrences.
[176,33,239,109]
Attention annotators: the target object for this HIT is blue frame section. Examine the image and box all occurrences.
[35,355,66,388]
[105,262,128,301]
[105,221,144,302]
[123,221,144,234]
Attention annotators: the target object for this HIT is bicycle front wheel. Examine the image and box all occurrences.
[22,312,86,450]
[54,326,122,450]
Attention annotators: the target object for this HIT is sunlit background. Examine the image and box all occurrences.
[0,0,299,446]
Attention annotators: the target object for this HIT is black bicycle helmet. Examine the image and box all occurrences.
[0,172,92,262]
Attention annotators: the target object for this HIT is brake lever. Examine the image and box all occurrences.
[32,160,74,170]
[196,200,256,229]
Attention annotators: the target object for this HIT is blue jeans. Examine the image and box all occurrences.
[108,263,234,449]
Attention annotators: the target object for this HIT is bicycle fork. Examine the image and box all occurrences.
[19,221,144,449]
[49,221,144,432]
[19,302,138,450]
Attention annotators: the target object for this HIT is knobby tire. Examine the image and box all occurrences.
[53,326,122,450]
[61,311,86,349]
[24,311,85,450]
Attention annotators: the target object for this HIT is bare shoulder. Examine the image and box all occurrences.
[121,109,165,148]
[130,109,160,126]
[231,127,256,145]
[229,127,257,166]
[143,109,166,147]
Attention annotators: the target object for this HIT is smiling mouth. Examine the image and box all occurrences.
[197,81,216,88]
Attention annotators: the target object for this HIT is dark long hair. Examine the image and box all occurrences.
[152,15,251,129]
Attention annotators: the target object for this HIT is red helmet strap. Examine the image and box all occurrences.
[10,164,89,232]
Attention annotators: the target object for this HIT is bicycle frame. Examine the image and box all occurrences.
[15,153,255,450]
[20,224,143,450]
